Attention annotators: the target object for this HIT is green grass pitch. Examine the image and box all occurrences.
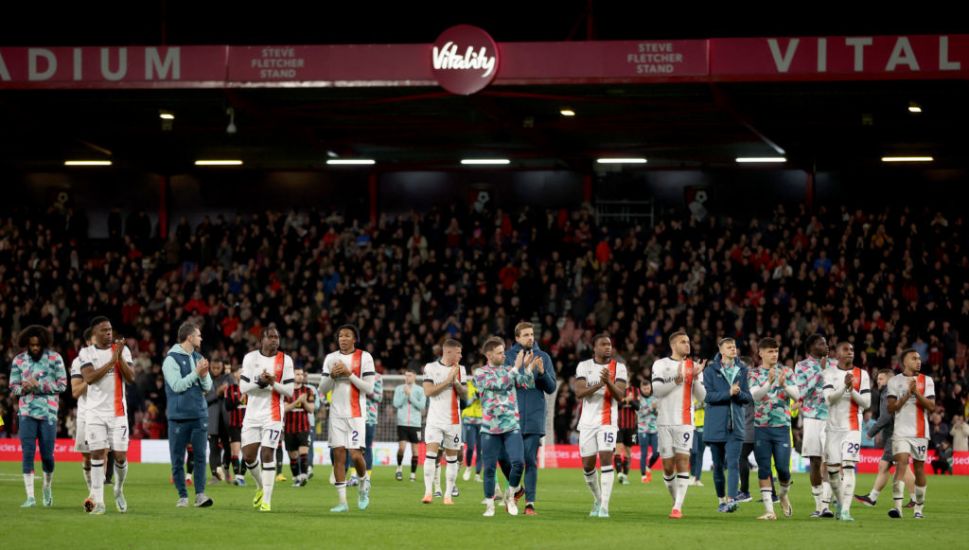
[2,463,966,549]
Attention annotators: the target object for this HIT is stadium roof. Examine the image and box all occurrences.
[2,4,968,173]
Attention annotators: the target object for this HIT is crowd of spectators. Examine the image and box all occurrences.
[1,200,967,454]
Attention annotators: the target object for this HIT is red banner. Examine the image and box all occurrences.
[0,46,228,89]
[0,438,142,463]
[2,35,966,90]
[226,44,432,87]
[496,40,709,84]
[710,35,969,81]
[1,439,965,475]
[541,444,969,474]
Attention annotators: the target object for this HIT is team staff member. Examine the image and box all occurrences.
[504,322,556,515]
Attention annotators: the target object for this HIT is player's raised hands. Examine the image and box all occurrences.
[675,361,685,385]
[767,365,777,385]
[844,372,854,388]
[530,355,544,374]
[196,358,209,377]
[514,349,525,369]
[599,366,612,383]
[908,378,919,395]
[331,361,349,378]
[113,339,125,358]
[694,359,707,378]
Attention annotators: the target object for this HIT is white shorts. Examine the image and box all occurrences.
[579,425,618,457]
[657,425,694,459]
[86,414,129,452]
[242,422,283,449]
[801,417,827,458]
[74,415,89,453]
[329,417,367,450]
[825,430,861,464]
[425,424,462,451]
[893,437,929,462]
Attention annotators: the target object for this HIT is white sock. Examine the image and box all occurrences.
[336,481,347,505]
[247,461,263,489]
[761,488,775,514]
[841,466,856,513]
[600,467,615,510]
[445,457,459,498]
[23,473,35,499]
[91,460,105,505]
[113,461,127,493]
[261,463,276,505]
[83,466,92,491]
[434,460,442,493]
[43,471,53,491]
[826,469,841,510]
[811,484,823,512]
[423,454,438,496]
[914,485,926,514]
[822,480,833,509]
[869,488,880,502]
[892,480,905,511]
[779,481,791,498]
[663,474,676,501]
[674,474,690,509]
[583,469,601,504]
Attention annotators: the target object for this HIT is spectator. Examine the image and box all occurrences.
[951,415,969,452]
[930,412,950,451]
[0,202,968,447]
[930,439,953,475]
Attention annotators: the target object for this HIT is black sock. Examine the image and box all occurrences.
[276,446,283,474]
[105,452,115,483]
[290,458,300,478]
[410,457,418,474]
[300,455,309,477]
[397,450,404,467]
[231,455,240,476]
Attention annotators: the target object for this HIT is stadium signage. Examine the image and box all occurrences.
[430,25,498,95]
[1,35,967,89]
[0,47,183,82]
[709,35,966,80]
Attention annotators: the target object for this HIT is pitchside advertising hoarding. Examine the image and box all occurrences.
[2,439,966,474]
[1,32,967,90]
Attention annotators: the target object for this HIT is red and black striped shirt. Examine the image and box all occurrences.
[618,386,641,430]
[224,383,246,428]
[285,385,314,434]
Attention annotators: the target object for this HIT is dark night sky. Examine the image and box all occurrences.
[2,1,966,46]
